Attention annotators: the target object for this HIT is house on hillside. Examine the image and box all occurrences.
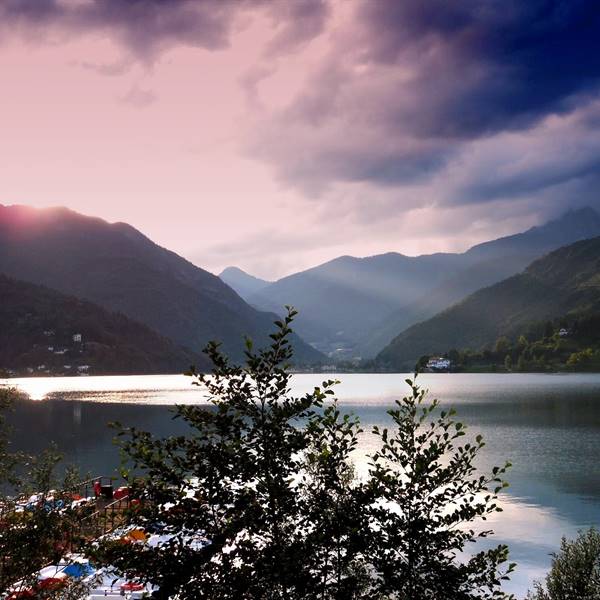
[426,357,451,371]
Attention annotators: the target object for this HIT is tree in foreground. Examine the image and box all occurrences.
[366,378,514,598]
[97,308,515,599]
[527,528,600,599]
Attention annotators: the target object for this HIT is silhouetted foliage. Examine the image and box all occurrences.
[365,378,514,598]
[96,309,515,599]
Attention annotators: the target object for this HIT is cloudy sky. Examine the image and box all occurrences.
[2,0,600,279]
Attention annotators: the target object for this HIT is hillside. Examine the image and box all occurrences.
[0,205,323,365]
[219,266,271,300]
[376,236,600,370]
[0,275,205,375]
[443,314,600,373]
[249,208,600,358]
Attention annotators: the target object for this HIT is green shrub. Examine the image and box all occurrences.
[528,528,600,600]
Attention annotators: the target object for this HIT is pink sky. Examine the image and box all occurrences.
[1,1,598,279]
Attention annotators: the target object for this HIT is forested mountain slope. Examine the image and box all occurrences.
[0,274,205,375]
[377,236,600,370]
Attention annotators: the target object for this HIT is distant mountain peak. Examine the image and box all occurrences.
[563,205,599,218]
[527,206,600,232]
[219,266,271,301]
[0,204,130,241]
[465,205,600,259]
[220,266,259,277]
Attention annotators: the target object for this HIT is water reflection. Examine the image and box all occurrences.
[3,372,600,596]
[5,373,207,403]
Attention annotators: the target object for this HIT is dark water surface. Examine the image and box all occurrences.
[4,372,600,596]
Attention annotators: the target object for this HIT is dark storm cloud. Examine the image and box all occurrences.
[356,0,600,138]
[0,0,329,60]
[0,0,236,58]
[248,0,600,198]
[452,100,600,205]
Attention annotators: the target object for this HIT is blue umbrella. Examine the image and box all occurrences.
[63,563,95,579]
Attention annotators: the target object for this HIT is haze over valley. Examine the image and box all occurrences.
[220,207,600,364]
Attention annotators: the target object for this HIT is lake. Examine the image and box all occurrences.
[3,372,600,597]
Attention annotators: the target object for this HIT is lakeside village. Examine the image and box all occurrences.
[1,330,92,378]
[2,323,583,378]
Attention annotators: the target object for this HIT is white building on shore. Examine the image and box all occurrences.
[426,357,451,371]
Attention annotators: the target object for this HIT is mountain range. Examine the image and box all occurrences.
[3,203,599,375]
[377,235,600,370]
[223,208,600,358]
[0,204,323,367]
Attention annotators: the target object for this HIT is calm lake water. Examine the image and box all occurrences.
[3,372,600,597]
